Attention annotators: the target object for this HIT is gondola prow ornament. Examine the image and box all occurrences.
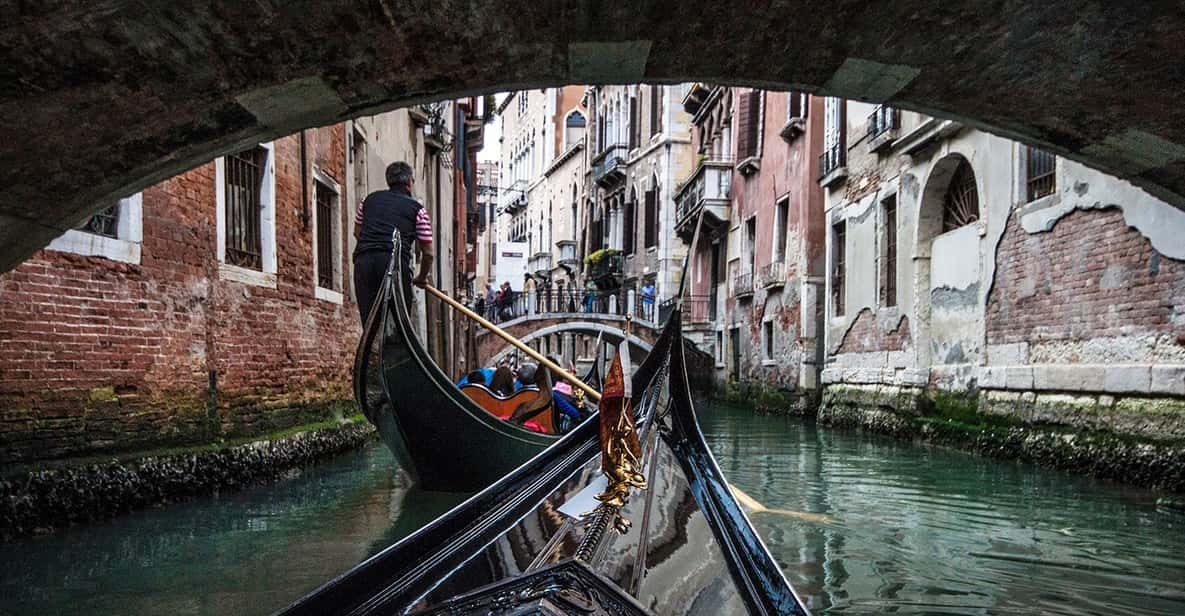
[591,319,647,534]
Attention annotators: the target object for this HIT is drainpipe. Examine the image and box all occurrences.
[299,130,309,231]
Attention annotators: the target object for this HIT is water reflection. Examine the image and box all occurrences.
[701,403,1185,615]
[0,445,465,616]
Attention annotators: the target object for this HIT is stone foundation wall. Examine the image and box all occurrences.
[0,417,374,540]
[817,384,1185,492]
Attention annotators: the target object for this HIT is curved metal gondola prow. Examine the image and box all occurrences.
[664,316,811,615]
[351,252,396,424]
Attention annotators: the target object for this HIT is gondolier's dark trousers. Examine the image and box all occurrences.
[354,250,413,325]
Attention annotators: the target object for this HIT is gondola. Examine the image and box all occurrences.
[284,304,810,615]
[354,242,603,492]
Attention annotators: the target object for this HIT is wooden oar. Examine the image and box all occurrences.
[422,284,602,402]
[730,485,836,524]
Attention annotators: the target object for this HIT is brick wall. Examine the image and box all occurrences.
[835,308,911,354]
[987,207,1185,354]
[0,126,360,464]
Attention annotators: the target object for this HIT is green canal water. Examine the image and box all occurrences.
[2,403,1183,615]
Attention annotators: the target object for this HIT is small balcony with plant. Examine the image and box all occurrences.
[584,248,624,290]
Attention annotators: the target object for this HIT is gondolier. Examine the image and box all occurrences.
[353,161,434,323]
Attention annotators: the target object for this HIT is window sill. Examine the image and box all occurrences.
[761,359,778,367]
[219,262,277,288]
[780,118,806,142]
[737,156,761,176]
[819,166,848,190]
[316,286,344,304]
[47,230,141,265]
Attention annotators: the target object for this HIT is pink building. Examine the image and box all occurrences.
[675,85,825,406]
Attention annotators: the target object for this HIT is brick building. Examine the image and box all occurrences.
[1,101,487,465]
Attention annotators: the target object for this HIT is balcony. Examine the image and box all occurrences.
[818,142,847,189]
[867,106,899,153]
[731,271,754,299]
[556,240,578,269]
[500,179,528,214]
[761,262,787,290]
[529,251,552,276]
[674,158,733,241]
[592,143,628,188]
[681,82,713,116]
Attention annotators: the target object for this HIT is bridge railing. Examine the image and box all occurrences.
[472,286,662,326]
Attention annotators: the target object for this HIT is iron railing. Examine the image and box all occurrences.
[592,143,628,183]
[78,203,119,238]
[1026,147,1056,202]
[819,141,845,179]
[867,105,899,140]
[731,272,754,297]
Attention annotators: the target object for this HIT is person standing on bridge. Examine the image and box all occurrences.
[352,162,434,324]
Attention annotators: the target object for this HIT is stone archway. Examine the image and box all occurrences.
[915,152,985,371]
[4,3,1185,271]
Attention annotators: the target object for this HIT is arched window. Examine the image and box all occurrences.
[565,110,586,148]
[942,159,979,232]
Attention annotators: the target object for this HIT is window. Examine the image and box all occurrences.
[223,146,267,270]
[217,142,276,285]
[763,320,775,360]
[942,158,980,232]
[565,110,586,148]
[1026,146,1056,201]
[623,190,637,255]
[737,90,762,160]
[788,92,808,121]
[314,175,342,298]
[745,217,757,276]
[821,98,845,177]
[628,96,639,150]
[643,186,658,248]
[774,198,789,263]
[881,195,898,307]
[48,193,144,264]
[715,330,724,364]
[832,220,846,316]
[650,86,662,137]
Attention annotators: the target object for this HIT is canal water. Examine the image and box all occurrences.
[2,403,1183,615]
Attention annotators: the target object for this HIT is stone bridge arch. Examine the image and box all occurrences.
[477,314,658,366]
[3,3,1185,271]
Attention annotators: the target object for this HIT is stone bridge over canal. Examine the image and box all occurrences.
[476,312,661,366]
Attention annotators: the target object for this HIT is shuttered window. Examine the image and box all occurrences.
[832,221,846,316]
[628,96,639,150]
[644,187,658,248]
[650,86,661,136]
[736,91,762,159]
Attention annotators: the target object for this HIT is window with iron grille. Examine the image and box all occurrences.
[832,221,846,316]
[1026,146,1056,202]
[315,180,338,290]
[223,146,267,270]
[881,196,898,307]
[942,159,980,233]
[77,203,120,238]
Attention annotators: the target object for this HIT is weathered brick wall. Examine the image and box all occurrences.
[986,207,1185,360]
[0,126,359,464]
[835,308,911,354]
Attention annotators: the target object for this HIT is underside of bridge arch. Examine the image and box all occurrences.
[480,321,654,367]
[4,2,1185,271]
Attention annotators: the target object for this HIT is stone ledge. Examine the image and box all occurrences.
[978,364,1182,395]
[0,418,375,540]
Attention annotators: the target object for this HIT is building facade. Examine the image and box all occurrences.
[0,101,484,464]
[677,85,826,404]
[584,84,694,304]
[817,98,1185,436]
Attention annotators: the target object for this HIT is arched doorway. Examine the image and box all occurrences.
[916,153,984,369]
